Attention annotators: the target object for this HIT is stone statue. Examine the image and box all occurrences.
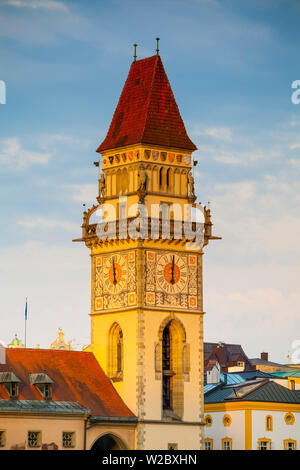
[188,172,195,197]
[137,166,147,203]
[99,173,106,199]
[138,166,147,191]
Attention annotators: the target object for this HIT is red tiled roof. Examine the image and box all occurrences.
[206,359,218,372]
[0,349,135,419]
[97,55,197,153]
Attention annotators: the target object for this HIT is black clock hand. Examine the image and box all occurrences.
[170,255,175,284]
[112,258,117,285]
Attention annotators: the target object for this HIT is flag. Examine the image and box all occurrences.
[25,298,28,321]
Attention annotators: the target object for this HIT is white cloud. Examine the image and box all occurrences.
[289,143,300,150]
[197,144,281,165]
[18,217,78,232]
[37,134,91,150]
[3,0,69,12]
[66,183,98,204]
[204,264,300,362]
[0,138,52,169]
[0,241,90,349]
[193,126,233,141]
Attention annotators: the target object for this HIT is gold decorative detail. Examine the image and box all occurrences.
[50,328,73,350]
[284,412,295,425]
[223,414,232,427]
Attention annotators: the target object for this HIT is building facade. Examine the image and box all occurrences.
[204,377,300,450]
[0,347,136,450]
[74,53,218,450]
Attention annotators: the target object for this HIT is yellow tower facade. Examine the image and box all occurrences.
[75,54,218,450]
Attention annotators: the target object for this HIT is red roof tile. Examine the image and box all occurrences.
[97,55,197,153]
[0,348,135,418]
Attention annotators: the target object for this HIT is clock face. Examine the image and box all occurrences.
[103,254,127,294]
[94,251,137,311]
[156,253,187,293]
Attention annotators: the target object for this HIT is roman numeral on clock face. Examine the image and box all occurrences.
[155,253,188,293]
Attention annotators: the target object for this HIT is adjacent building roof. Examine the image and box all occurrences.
[223,370,273,385]
[204,370,275,386]
[269,370,300,378]
[204,342,253,371]
[97,55,197,153]
[249,358,288,368]
[0,349,135,420]
[0,399,89,414]
[205,379,300,405]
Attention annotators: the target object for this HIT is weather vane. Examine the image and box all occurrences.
[133,43,138,61]
[156,37,160,55]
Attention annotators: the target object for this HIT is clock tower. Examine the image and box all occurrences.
[75,52,219,449]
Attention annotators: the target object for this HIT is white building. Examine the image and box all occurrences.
[204,375,300,450]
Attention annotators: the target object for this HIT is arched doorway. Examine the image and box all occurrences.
[91,433,127,451]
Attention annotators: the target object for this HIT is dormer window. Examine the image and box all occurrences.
[36,383,52,399]
[0,372,21,399]
[29,373,53,400]
[10,382,19,398]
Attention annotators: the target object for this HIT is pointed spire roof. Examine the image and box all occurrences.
[97,55,197,153]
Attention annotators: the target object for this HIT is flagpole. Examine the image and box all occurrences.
[25,297,27,348]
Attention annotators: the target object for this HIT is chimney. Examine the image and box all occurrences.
[0,342,6,364]
[261,352,268,362]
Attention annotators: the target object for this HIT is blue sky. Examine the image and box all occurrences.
[0,0,299,362]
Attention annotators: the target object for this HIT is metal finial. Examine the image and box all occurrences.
[156,37,160,55]
[133,44,137,61]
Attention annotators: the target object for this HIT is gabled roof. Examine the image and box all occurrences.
[0,349,135,420]
[204,342,253,371]
[97,55,197,153]
[249,358,287,368]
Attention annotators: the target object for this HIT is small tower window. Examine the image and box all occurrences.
[117,335,122,373]
[108,323,124,382]
[162,324,172,411]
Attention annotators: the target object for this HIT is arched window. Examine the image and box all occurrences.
[116,169,122,195]
[108,323,123,382]
[121,168,129,194]
[159,167,163,190]
[166,168,170,190]
[166,168,173,192]
[162,324,172,411]
[161,319,186,419]
[159,167,167,191]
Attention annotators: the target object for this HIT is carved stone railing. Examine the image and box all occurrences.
[77,216,218,246]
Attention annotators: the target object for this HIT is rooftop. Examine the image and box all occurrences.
[205,379,300,404]
[204,341,253,371]
[0,348,135,420]
[97,55,197,153]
